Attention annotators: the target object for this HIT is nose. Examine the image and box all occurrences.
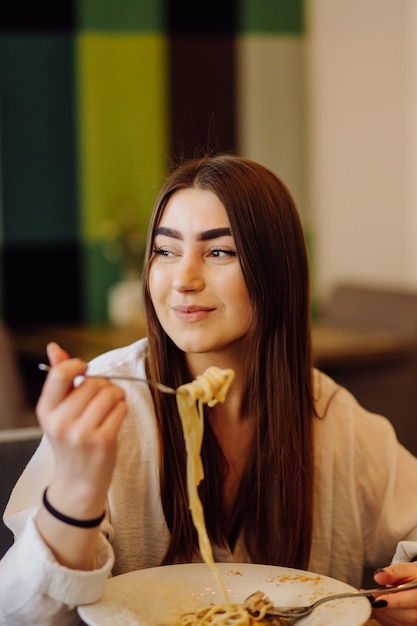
[172,255,205,293]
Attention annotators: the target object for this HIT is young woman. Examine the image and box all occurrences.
[1,155,417,625]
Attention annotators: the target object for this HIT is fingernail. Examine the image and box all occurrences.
[46,342,59,360]
[371,599,388,609]
[374,568,386,574]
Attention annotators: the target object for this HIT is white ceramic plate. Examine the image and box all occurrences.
[78,562,371,626]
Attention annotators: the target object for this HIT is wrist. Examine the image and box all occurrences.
[42,488,105,528]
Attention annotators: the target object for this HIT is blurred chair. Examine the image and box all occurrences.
[0,323,40,556]
[319,283,417,341]
[0,323,37,429]
[318,283,417,456]
[0,426,42,557]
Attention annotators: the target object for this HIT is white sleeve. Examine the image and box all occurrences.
[0,514,114,626]
[392,541,417,564]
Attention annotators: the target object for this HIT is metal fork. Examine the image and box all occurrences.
[245,579,417,621]
[38,363,182,395]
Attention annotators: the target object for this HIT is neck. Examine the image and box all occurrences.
[186,351,247,424]
[185,343,247,381]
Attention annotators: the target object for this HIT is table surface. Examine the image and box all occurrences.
[11,322,408,370]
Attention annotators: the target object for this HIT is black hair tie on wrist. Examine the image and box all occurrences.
[42,488,105,528]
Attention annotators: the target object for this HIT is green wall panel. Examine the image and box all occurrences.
[82,242,123,323]
[0,35,78,244]
[77,34,168,241]
[77,33,168,321]
[78,0,163,32]
[240,0,304,34]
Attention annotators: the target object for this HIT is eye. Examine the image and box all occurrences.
[208,247,237,258]
[152,247,175,258]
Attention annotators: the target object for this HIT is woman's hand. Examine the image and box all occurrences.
[37,342,127,505]
[371,561,417,625]
[35,342,128,569]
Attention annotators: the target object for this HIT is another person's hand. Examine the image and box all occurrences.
[371,561,417,625]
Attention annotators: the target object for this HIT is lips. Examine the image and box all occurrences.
[172,304,215,322]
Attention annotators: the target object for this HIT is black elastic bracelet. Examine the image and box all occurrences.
[42,488,105,528]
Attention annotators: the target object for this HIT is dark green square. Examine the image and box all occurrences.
[82,242,124,323]
[78,0,164,32]
[239,0,304,34]
[0,35,78,244]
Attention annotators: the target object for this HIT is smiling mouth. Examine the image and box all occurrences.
[172,305,215,322]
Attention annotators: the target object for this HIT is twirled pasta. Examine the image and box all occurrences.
[176,599,274,625]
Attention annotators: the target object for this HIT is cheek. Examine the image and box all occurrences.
[228,276,251,312]
[148,266,166,305]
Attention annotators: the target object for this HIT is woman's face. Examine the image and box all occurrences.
[149,187,252,357]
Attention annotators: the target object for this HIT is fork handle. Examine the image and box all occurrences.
[37,363,178,394]
[352,579,417,598]
[312,579,417,606]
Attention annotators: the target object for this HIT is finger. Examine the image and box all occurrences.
[41,377,114,432]
[376,606,417,624]
[37,358,88,415]
[99,399,127,440]
[64,383,126,433]
[374,562,417,586]
[75,397,128,448]
[51,397,127,487]
[372,605,417,625]
[372,589,417,609]
[47,342,71,366]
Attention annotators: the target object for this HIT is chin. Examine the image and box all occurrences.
[176,342,216,354]
[169,335,221,355]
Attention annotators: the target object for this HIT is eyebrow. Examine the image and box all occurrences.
[155,226,232,241]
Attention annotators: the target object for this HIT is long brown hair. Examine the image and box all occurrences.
[142,154,315,568]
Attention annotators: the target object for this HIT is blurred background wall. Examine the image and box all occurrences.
[0,0,305,326]
[1,0,416,327]
[307,0,417,303]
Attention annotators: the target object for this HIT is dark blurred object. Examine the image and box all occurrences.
[0,323,41,556]
[0,0,75,32]
[0,323,37,429]
[318,283,417,456]
[3,243,82,326]
[0,427,42,558]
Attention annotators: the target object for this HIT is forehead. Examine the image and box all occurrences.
[158,188,230,227]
